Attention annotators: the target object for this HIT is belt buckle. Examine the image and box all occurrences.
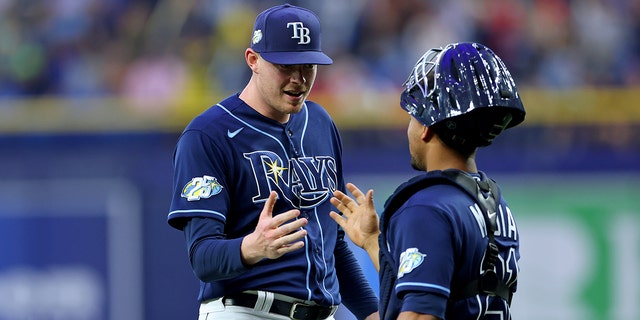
[289,302,303,320]
[288,303,336,320]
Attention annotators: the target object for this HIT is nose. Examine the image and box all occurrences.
[290,67,306,84]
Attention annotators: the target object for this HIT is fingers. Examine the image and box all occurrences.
[364,189,375,209]
[259,191,278,220]
[330,194,349,214]
[269,207,300,224]
[331,183,374,215]
[345,183,373,206]
[273,214,308,237]
[260,191,307,242]
[346,182,366,200]
[244,191,311,263]
[260,191,306,228]
[277,229,307,250]
[329,210,347,228]
[268,222,308,257]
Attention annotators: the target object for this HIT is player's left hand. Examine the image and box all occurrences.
[241,191,308,265]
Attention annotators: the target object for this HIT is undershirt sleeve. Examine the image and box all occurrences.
[334,231,379,319]
[184,217,250,282]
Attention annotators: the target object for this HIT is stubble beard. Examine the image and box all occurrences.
[410,155,424,172]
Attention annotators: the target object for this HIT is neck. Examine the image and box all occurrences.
[239,81,290,123]
[425,138,478,173]
[427,157,477,173]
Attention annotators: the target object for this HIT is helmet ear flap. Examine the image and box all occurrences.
[433,107,517,154]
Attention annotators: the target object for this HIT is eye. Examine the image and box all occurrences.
[278,64,315,70]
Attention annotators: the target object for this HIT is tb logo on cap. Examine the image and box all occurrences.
[287,22,311,45]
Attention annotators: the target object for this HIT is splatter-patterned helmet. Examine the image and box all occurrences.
[400,42,526,148]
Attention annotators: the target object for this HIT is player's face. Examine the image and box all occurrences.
[256,56,317,119]
[407,116,426,171]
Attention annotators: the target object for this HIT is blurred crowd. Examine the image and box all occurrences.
[1,0,639,101]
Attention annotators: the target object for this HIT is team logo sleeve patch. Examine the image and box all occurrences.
[398,248,426,278]
[181,175,224,201]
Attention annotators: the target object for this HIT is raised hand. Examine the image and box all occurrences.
[241,191,308,265]
[330,183,381,270]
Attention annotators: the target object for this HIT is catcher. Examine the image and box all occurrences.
[330,42,526,320]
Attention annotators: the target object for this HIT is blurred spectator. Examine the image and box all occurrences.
[121,52,186,112]
[1,0,639,101]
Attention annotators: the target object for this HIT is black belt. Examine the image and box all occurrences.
[223,292,336,320]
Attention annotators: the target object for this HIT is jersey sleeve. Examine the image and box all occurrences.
[388,203,455,317]
[168,129,231,230]
[169,130,251,281]
[334,232,379,319]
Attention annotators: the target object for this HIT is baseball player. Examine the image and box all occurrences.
[330,42,526,319]
[167,4,379,320]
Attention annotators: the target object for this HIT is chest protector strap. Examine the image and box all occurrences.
[380,169,513,305]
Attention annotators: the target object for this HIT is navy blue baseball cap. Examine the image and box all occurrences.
[251,4,333,65]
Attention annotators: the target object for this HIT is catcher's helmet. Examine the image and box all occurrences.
[400,42,526,148]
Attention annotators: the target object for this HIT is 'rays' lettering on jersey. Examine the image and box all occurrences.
[244,151,338,208]
[469,203,517,240]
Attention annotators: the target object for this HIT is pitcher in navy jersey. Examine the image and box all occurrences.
[330,43,526,320]
[168,4,379,320]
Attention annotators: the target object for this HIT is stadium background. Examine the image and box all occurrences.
[0,0,639,319]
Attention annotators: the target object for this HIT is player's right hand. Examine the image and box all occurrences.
[330,183,381,269]
[240,191,308,265]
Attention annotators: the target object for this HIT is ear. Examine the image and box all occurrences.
[245,48,259,72]
[421,125,435,142]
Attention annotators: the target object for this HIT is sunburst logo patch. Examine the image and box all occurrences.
[398,247,426,278]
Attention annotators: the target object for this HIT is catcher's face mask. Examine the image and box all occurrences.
[400,48,442,126]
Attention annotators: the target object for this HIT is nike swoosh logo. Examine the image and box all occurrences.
[227,127,244,138]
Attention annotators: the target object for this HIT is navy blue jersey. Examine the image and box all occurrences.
[167,94,378,317]
[379,171,519,319]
